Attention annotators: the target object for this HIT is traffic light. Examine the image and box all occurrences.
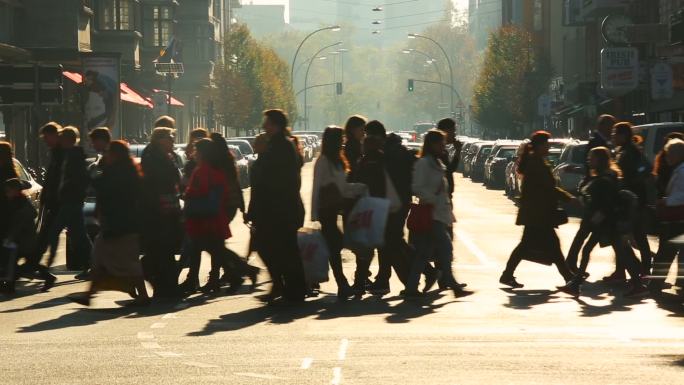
[336,82,343,95]
[408,79,414,92]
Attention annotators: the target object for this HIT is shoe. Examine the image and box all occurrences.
[74,270,91,281]
[499,274,524,289]
[602,272,626,283]
[624,284,650,298]
[125,297,152,307]
[247,266,260,291]
[557,282,581,297]
[68,293,91,306]
[225,276,245,295]
[337,285,355,300]
[179,278,199,294]
[452,288,474,298]
[41,274,57,292]
[401,289,424,298]
[200,278,221,295]
[368,282,390,296]
[423,270,442,293]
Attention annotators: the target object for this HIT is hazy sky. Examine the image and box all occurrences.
[242,0,469,23]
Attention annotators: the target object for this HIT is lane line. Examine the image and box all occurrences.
[234,373,285,380]
[455,230,495,267]
[337,339,349,361]
[301,357,313,369]
[137,332,154,340]
[150,322,167,329]
[331,367,342,385]
[184,361,218,369]
[141,342,162,349]
[155,351,183,358]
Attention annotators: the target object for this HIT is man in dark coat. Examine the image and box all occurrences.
[436,118,462,197]
[35,122,64,270]
[252,109,306,303]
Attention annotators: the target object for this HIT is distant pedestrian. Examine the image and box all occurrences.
[251,109,306,303]
[500,131,574,288]
[612,122,652,276]
[405,130,472,298]
[312,126,367,299]
[140,128,183,298]
[70,141,150,306]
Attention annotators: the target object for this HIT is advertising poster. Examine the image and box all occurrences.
[81,53,121,138]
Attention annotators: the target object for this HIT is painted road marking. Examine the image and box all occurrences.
[455,230,495,267]
[137,332,154,340]
[301,357,313,369]
[155,351,183,358]
[184,361,218,369]
[337,339,349,361]
[331,367,342,385]
[234,373,285,380]
[141,342,161,349]
[150,322,167,329]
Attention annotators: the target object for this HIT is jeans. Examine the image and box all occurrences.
[319,210,350,290]
[45,203,92,269]
[566,219,592,271]
[255,224,306,301]
[186,237,227,282]
[406,221,457,292]
[375,208,410,286]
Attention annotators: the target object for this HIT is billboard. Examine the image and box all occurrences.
[600,47,639,96]
[81,53,121,138]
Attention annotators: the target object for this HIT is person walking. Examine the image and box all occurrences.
[35,122,63,270]
[140,128,183,299]
[0,141,19,243]
[312,126,367,299]
[251,109,306,303]
[566,115,616,272]
[500,131,574,288]
[613,122,653,276]
[649,138,684,296]
[343,115,367,180]
[405,130,472,298]
[70,141,150,306]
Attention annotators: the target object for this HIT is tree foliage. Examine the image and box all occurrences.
[472,26,552,138]
[212,24,296,135]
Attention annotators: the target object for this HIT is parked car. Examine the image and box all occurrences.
[13,158,42,208]
[299,134,321,154]
[469,142,494,181]
[462,141,486,177]
[632,122,684,163]
[484,145,518,188]
[552,140,588,195]
[228,145,250,189]
[226,139,257,167]
[234,136,257,149]
[457,140,479,173]
[504,139,568,198]
[292,131,324,140]
[294,135,314,162]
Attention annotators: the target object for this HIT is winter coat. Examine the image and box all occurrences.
[59,146,89,205]
[311,155,366,221]
[251,132,304,230]
[4,195,38,254]
[616,142,649,206]
[93,161,142,239]
[412,155,455,226]
[184,163,231,240]
[580,172,620,242]
[384,133,416,207]
[516,154,573,227]
[353,150,387,198]
[41,147,63,210]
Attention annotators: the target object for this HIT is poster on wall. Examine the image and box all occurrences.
[81,52,121,139]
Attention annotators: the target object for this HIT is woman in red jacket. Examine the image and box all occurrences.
[183,138,231,293]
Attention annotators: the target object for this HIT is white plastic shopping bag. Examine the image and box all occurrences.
[298,228,330,284]
[344,197,391,250]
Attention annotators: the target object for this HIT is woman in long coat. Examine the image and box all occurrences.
[499,131,574,289]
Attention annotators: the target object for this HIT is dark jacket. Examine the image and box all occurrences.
[41,147,64,209]
[353,149,386,198]
[5,195,38,254]
[59,146,89,204]
[384,133,416,206]
[581,173,619,243]
[616,142,650,206]
[252,132,304,229]
[93,161,142,239]
[440,140,463,195]
[585,131,610,177]
[344,139,363,181]
[516,154,573,227]
[0,164,19,238]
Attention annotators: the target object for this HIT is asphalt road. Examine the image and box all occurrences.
[2,162,683,385]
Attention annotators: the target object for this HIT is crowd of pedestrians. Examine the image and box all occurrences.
[0,110,683,306]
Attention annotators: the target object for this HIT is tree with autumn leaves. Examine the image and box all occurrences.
[212,24,297,135]
[472,26,552,138]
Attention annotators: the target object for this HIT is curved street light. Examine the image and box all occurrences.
[303,41,343,130]
[408,33,460,117]
[290,25,341,88]
[402,48,445,103]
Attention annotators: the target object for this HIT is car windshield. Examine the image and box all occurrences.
[13,159,30,181]
[497,148,516,159]
[229,141,253,155]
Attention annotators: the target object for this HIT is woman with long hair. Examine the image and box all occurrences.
[500,131,574,289]
[343,115,367,180]
[404,130,471,298]
[312,126,367,298]
[71,140,150,306]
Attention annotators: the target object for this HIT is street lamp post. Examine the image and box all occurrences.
[408,33,455,117]
[290,25,340,88]
[403,48,445,103]
[303,41,343,131]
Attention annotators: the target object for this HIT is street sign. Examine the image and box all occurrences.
[537,94,551,117]
[651,62,674,100]
[600,47,639,96]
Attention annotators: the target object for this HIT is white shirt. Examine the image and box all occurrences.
[412,155,456,225]
[666,162,684,206]
[311,155,367,221]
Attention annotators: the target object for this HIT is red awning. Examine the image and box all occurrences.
[152,89,185,107]
[63,71,153,108]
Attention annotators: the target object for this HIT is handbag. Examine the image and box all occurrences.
[553,207,568,227]
[407,203,433,233]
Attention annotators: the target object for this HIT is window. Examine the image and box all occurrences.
[145,5,173,47]
[100,0,133,31]
[533,0,543,32]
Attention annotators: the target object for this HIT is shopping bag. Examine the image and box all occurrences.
[298,229,330,284]
[344,197,391,250]
[407,203,433,234]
